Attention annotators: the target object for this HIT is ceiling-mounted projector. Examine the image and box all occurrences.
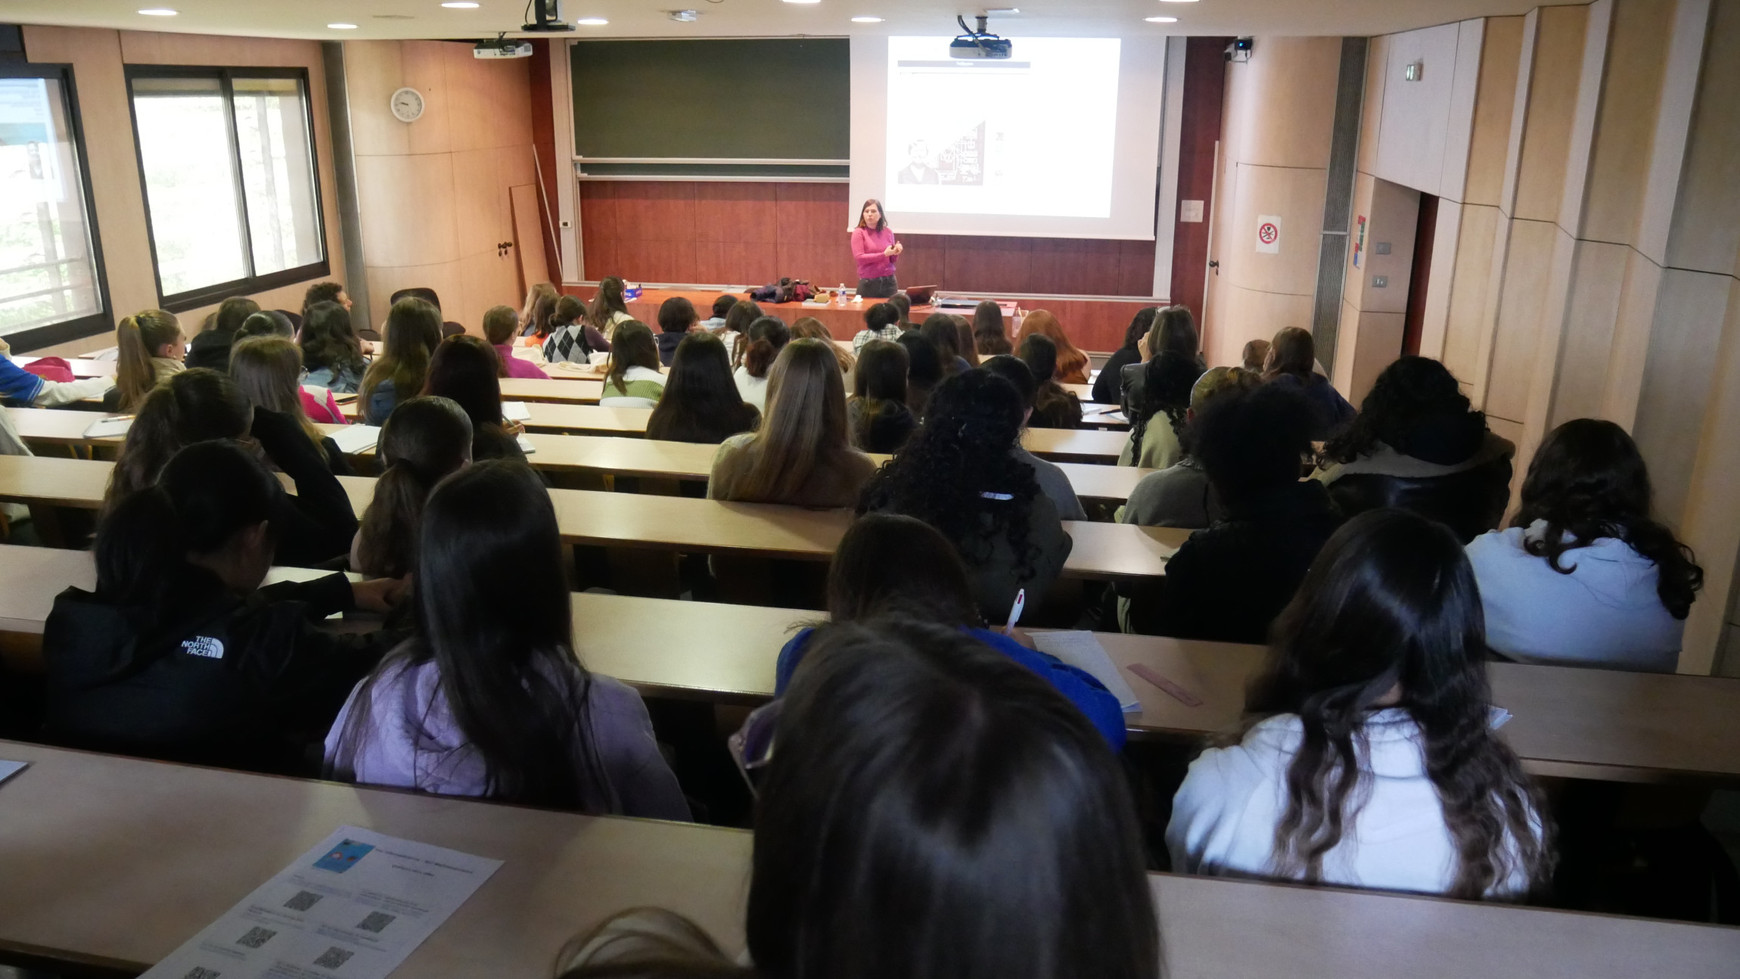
[475,36,534,59]
[950,15,1012,59]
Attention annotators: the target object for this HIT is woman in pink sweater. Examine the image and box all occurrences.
[850,198,903,299]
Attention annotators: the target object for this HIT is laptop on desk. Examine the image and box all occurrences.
[903,284,939,307]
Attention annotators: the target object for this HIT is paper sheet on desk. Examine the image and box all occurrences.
[517,435,536,455]
[0,759,26,786]
[83,415,133,439]
[138,826,500,979]
[327,425,381,455]
[1031,631,1142,713]
[502,401,531,422]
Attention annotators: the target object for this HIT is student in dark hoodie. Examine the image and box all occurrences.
[1313,356,1513,543]
[1128,383,1341,642]
[654,296,697,367]
[185,296,260,372]
[42,440,405,773]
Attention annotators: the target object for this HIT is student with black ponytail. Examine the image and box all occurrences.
[42,441,403,772]
[326,461,688,817]
[351,397,473,579]
[105,369,359,565]
[110,308,184,413]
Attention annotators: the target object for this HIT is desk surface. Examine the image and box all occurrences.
[1,743,1738,979]
[3,544,1739,784]
[0,457,1181,580]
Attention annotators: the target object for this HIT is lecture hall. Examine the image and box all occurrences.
[1,0,1739,976]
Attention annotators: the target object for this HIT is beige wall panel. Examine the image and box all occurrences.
[1355,178,1421,315]
[1466,17,1525,208]
[1222,37,1341,170]
[1630,268,1735,525]
[1441,19,1485,202]
[1347,309,1407,406]
[365,262,462,331]
[445,43,532,154]
[1676,282,1740,674]
[1419,200,1464,360]
[400,41,455,157]
[1206,286,1315,368]
[1580,0,1673,246]
[1547,240,1629,427]
[1374,22,1462,195]
[1555,0,1611,236]
[1512,5,1590,223]
[1637,0,1713,266]
[354,154,460,269]
[1223,164,1328,297]
[343,41,409,158]
[1357,34,1389,178]
[1664,0,1740,275]
[1484,219,1560,422]
[1332,298,1361,393]
[451,148,509,261]
[1599,248,1664,427]
[458,251,521,334]
[118,32,317,67]
[1515,223,1581,483]
[1442,204,1500,384]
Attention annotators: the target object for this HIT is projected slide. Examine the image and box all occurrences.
[884,37,1120,220]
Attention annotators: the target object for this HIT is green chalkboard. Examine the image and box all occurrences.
[570,38,850,170]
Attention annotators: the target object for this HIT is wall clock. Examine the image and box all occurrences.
[390,87,425,123]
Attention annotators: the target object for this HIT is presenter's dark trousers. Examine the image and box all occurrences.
[858,275,898,299]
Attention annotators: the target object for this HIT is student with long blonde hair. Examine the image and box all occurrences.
[360,298,443,424]
[791,316,855,376]
[708,339,875,507]
[111,309,184,413]
[229,336,348,473]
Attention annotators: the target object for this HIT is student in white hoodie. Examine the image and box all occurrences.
[1168,508,1554,899]
[1465,418,1702,673]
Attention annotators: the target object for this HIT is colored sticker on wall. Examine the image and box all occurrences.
[1354,215,1367,269]
[1256,215,1281,254]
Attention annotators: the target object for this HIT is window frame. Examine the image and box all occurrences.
[123,64,329,313]
[0,62,113,351]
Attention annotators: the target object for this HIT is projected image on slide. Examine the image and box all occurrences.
[884,37,1119,220]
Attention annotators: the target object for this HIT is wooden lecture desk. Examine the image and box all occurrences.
[4,742,1735,979]
[2,544,1739,784]
[0,457,1183,580]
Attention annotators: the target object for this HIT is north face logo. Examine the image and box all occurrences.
[181,636,225,660]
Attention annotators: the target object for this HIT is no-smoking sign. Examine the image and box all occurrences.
[1256,214,1281,254]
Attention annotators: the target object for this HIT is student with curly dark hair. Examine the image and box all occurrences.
[978,355,1087,522]
[298,300,368,393]
[1465,418,1702,672]
[858,370,1072,622]
[1169,508,1553,898]
[1315,356,1513,543]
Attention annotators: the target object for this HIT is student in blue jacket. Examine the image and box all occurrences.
[775,512,1126,750]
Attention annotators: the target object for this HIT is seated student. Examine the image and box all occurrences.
[390,286,464,338]
[235,310,294,342]
[775,514,1125,749]
[109,308,185,414]
[361,297,443,425]
[952,315,980,368]
[543,294,612,364]
[897,329,943,419]
[1264,327,1355,440]
[654,296,698,367]
[598,321,666,408]
[352,397,472,579]
[698,294,735,332]
[1018,334,1083,430]
[733,316,790,412]
[105,369,357,565]
[852,300,902,354]
[973,298,1013,357]
[792,316,855,377]
[1168,508,1553,899]
[1314,356,1513,543]
[1466,418,1703,672]
[888,291,913,330]
[0,337,114,408]
[646,333,761,445]
[325,460,689,818]
[301,280,350,319]
[1093,307,1155,406]
[520,282,559,338]
[1118,366,1262,529]
[1014,309,1090,385]
[481,304,550,379]
[298,300,369,394]
[229,337,349,476]
[43,441,403,772]
[921,313,972,375]
[1128,384,1340,642]
[588,276,637,344]
[1119,305,1205,468]
[978,355,1088,522]
[559,618,1157,979]
[710,339,874,507]
[185,295,259,371]
[718,298,763,366]
[1242,337,1271,372]
[422,335,525,461]
[846,338,917,454]
[859,371,1072,622]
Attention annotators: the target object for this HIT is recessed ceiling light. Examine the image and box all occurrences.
[1146,15,1178,21]
[851,15,883,22]
[575,16,609,25]
[137,7,178,14]
[1158,0,1199,3]
[327,22,359,29]
[440,1,480,7]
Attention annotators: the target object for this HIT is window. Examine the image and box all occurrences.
[0,65,108,347]
[127,67,326,310]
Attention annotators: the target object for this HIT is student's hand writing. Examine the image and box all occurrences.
[505,420,526,437]
[1005,626,1037,650]
[352,575,409,613]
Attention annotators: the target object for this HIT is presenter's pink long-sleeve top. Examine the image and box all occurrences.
[851,226,899,280]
